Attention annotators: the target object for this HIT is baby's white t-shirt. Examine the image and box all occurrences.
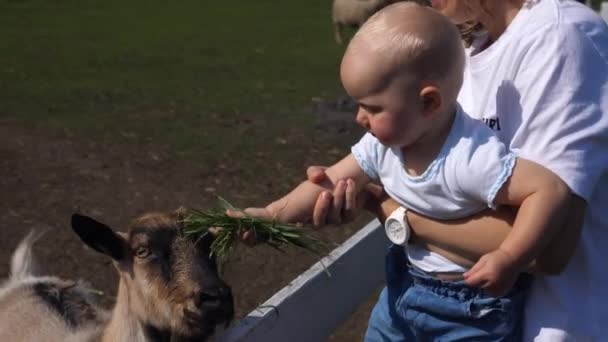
[352,107,516,273]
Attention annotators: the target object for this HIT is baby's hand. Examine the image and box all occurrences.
[463,248,520,297]
[225,208,273,246]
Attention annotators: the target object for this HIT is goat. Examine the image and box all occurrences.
[0,210,234,341]
[331,0,431,44]
[332,0,390,44]
[0,230,108,342]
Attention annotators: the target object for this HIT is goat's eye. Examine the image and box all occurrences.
[135,246,150,259]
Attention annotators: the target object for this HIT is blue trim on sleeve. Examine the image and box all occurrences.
[487,153,517,209]
[351,145,379,180]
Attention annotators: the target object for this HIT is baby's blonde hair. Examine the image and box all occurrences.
[347,2,465,105]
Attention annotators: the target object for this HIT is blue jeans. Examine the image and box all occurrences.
[365,244,531,341]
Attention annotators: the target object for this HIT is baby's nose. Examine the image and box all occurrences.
[356,110,369,129]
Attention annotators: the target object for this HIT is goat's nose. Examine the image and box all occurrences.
[194,285,232,309]
[216,285,232,299]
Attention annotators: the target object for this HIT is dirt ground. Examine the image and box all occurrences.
[0,112,382,341]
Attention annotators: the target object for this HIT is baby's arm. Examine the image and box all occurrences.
[250,154,371,224]
[464,158,571,294]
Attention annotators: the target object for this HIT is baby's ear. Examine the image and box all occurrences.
[419,86,441,116]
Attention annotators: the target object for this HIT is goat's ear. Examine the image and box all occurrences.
[71,213,126,261]
[173,207,187,223]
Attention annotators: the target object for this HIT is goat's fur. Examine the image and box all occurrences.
[332,0,390,44]
[0,211,234,342]
[9,230,40,281]
[0,231,107,342]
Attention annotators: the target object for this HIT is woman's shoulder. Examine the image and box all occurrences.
[468,1,607,64]
[509,0,608,63]
[525,0,608,39]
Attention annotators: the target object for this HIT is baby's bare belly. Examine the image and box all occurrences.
[421,243,476,269]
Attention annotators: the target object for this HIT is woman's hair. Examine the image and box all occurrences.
[404,0,484,47]
[458,21,484,47]
[455,0,492,47]
[454,0,540,47]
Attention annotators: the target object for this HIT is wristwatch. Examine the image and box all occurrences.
[384,206,410,245]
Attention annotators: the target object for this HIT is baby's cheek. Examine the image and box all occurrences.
[380,120,404,140]
[372,129,397,146]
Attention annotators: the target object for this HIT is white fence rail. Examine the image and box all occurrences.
[219,219,389,342]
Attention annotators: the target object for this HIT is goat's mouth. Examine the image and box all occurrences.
[183,305,234,336]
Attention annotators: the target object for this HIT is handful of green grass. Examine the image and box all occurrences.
[181,197,325,260]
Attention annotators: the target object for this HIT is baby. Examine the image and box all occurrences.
[236,3,569,339]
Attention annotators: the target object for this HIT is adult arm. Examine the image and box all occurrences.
[306,166,516,267]
[307,168,583,274]
[390,193,585,274]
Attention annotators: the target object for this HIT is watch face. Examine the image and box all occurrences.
[385,219,407,245]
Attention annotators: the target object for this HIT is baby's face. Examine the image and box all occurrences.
[340,54,427,148]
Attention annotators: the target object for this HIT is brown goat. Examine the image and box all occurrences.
[0,211,234,342]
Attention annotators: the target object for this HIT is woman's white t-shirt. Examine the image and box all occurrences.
[458,0,608,340]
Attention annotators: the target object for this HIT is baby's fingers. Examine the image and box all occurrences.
[464,260,488,287]
[306,165,329,184]
[464,272,491,289]
[226,208,245,218]
[208,227,223,235]
[226,207,271,220]
[207,224,256,246]
[464,258,485,279]
[225,208,265,246]
[238,229,257,246]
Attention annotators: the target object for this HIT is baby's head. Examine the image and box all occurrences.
[341,2,464,148]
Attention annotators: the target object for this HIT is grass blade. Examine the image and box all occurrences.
[180,197,327,260]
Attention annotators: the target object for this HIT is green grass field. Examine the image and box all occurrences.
[1,0,358,175]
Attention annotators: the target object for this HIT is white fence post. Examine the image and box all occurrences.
[218,219,389,342]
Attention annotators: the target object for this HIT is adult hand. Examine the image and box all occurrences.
[307,166,359,226]
[306,165,388,226]
[463,248,520,297]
